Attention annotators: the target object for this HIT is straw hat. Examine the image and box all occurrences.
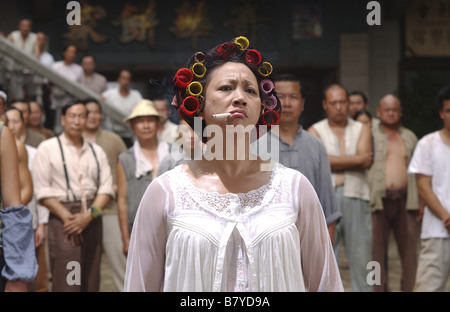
[124,99,165,123]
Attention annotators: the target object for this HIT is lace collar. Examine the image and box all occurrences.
[171,162,283,217]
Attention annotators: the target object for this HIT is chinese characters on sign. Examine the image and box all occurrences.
[405,0,450,57]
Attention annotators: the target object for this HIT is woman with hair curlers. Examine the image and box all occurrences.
[124,36,343,292]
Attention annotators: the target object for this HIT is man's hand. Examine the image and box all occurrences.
[68,233,84,247]
[443,215,450,234]
[63,211,92,236]
[122,236,129,256]
[63,211,92,246]
[34,224,45,248]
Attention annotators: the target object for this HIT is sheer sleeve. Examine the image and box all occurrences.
[124,175,171,292]
[294,173,344,292]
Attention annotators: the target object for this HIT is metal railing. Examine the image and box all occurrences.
[0,35,124,134]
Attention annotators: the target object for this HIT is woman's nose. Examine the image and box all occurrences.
[233,89,246,106]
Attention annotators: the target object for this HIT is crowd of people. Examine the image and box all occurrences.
[0,19,449,293]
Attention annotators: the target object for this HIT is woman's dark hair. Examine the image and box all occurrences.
[4,106,24,124]
[171,36,281,142]
[353,109,372,121]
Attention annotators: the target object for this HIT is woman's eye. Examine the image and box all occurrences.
[219,85,232,91]
[246,88,257,94]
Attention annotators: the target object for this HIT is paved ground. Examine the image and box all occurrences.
[98,234,450,292]
[99,254,117,292]
[337,235,450,292]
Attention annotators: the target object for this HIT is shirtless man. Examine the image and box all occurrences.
[369,94,420,292]
[308,84,373,292]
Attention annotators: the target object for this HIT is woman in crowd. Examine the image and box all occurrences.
[124,36,343,292]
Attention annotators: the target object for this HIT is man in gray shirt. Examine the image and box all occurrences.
[271,74,341,243]
[76,54,107,95]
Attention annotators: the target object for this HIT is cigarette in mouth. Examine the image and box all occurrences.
[211,113,231,118]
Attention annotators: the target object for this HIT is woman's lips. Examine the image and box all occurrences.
[229,109,247,118]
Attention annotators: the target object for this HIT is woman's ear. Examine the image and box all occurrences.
[171,95,178,108]
[197,95,205,120]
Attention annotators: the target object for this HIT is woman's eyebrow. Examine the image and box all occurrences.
[217,77,257,85]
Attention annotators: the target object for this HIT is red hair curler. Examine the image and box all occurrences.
[245,49,262,66]
[216,43,237,59]
[260,109,280,126]
[178,96,199,120]
[174,68,194,89]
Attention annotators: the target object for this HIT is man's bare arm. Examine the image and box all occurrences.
[416,174,450,231]
[308,124,373,172]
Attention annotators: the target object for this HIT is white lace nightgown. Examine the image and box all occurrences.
[124,162,343,292]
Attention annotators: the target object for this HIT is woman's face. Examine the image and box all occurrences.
[201,62,262,129]
[356,113,372,127]
[5,109,25,138]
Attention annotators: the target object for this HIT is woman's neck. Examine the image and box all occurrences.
[202,133,261,176]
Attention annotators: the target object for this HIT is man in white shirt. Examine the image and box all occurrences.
[101,69,143,146]
[308,84,373,292]
[51,44,83,134]
[7,18,38,100]
[408,85,450,292]
[34,32,55,131]
[35,32,54,67]
[32,100,114,292]
[51,45,83,81]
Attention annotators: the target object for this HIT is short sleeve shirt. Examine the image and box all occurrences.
[408,131,450,239]
[255,128,341,225]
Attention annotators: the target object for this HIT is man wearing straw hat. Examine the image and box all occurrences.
[117,99,169,255]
